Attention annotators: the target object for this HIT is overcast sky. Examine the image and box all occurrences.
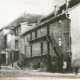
[0,0,66,29]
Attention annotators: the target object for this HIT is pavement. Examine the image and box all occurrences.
[0,66,80,78]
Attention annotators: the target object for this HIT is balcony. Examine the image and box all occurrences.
[28,35,47,43]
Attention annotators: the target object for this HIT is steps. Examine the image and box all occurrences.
[46,35,63,58]
[7,61,21,69]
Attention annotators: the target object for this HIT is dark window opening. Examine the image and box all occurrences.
[4,35,7,48]
[14,28,19,36]
[41,42,43,55]
[25,45,26,54]
[15,40,18,49]
[35,30,37,38]
[31,45,32,57]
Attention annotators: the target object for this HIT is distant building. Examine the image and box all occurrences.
[0,29,4,52]
[0,14,43,65]
[0,28,11,64]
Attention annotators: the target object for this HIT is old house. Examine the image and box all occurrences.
[0,28,11,64]
[21,0,80,72]
[52,0,80,69]
[0,14,43,65]
[0,29,6,65]
[21,14,71,73]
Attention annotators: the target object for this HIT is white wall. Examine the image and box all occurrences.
[69,4,80,60]
[3,29,10,35]
[20,22,36,34]
[7,34,14,50]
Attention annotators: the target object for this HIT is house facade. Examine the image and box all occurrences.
[0,0,80,73]
[0,14,43,65]
[20,0,80,72]
[0,28,12,65]
[21,14,71,72]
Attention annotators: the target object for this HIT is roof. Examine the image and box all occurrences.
[21,0,80,36]
[41,0,80,22]
[21,13,67,36]
[5,14,43,29]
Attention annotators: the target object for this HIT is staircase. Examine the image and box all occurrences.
[40,29,63,58]
[40,29,64,72]
[46,35,63,58]
[46,34,63,72]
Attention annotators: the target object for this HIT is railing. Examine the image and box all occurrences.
[51,34,63,56]
[45,34,63,58]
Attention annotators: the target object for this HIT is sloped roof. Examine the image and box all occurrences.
[21,13,67,36]
[5,14,43,29]
[41,0,80,22]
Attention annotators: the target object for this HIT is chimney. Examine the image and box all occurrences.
[54,5,59,17]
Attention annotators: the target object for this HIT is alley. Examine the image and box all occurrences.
[0,68,80,78]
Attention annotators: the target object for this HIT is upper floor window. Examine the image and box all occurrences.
[15,40,18,49]
[14,28,18,36]
[14,26,21,36]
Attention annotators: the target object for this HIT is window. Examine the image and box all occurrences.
[4,35,7,48]
[15,40,18,49]
[41,42,43,55]
[19,27,21,35]
[58,38,62,46]
[25,45,26,54]
[35,30,37,38]
[14,28,19,36]
[27,34,30,41]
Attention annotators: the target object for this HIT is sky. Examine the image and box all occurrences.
[0,0,66,29]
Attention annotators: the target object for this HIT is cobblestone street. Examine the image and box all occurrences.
[0,68,80,78]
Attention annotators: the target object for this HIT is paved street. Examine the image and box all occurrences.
[0,68,80,78]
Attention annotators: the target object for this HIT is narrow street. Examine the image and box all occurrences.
[0,68,80,78]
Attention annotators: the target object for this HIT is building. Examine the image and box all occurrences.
[21,14,71,72]
[0,28,11,65]
[0,14,43,65]
[21,0,80,72]
[0,0,80,73]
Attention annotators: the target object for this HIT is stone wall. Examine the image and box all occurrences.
[21,16,71,72]
[24,55,50,72]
